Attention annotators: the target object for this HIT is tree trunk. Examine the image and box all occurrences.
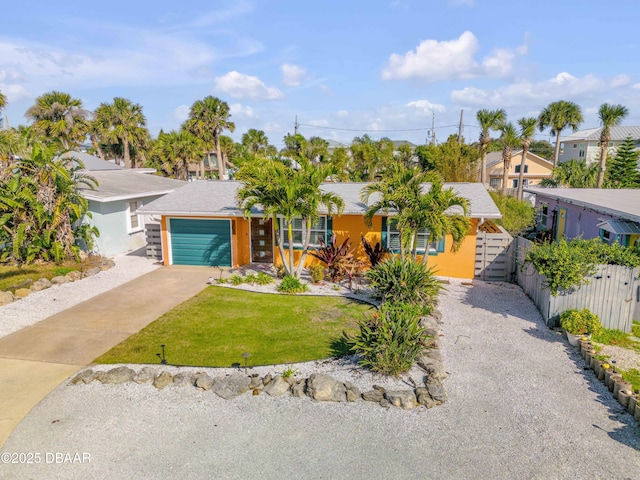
[553,131,562,168]
[274,215,288,275]
[597,143,607,188]
[287,220,295,277]
[124,139,131,169]
[295,217,312,278]
[215,135,226,180]
[480,147,487,184]
[517,148,527,200]
[90,134,105,160]
[501,151,510,196]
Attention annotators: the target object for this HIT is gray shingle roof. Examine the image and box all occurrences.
[139,180,502,219]
[80,171,187,202]
[485,150,552,168]
[523,188,640,223]
[561,126,640,143]
[61,151,123,171]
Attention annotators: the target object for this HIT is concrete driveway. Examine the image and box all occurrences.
[0,266,211,447]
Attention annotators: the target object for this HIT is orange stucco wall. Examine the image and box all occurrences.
[274,216,478,279]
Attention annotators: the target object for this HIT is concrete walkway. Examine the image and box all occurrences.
[0,266,210,447]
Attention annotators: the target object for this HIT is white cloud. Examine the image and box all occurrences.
[229,103,258,119]
[0,82,30,102]
[405,99,446,114]
[319,84,334,95]
[174,104,190,122]
[281,63,307,87]
[336,109,349,118]
[451,72,625,108]
[383,31,526,82]
[214,71,284,101]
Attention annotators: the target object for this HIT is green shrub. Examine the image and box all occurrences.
[489,191,536,236]
[277,275,308,294]
[229,274,244,286]
[53,267,74,276]
[244,273,258,284]
[366,257,441,314]
[524,238,640,296]
[255,271,274,285]
[282,365,297,378]
[560,309,603,336]
[351,302,428,376]
[308,264,325,284]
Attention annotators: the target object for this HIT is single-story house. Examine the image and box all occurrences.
[525,187,640,246]
[138,181,502,279]
[76,156,186,256]
[61,150,123,171]
[558,126,640,165]
[484,150,553,190]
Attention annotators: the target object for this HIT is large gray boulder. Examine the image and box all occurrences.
[306,373,347,402]
[70,369,96,385]
[99,366,136,384]
[344,381,361,402]
[291,379,307,397]
[153,371,174,389]
[173,372,195,387]
[0,291,15,306]
[133,367,157,384]
[415,387,436,408]
[426,376,447,404]
[362,389,384,403]
[50,275,69,285]
[65,271,82,282]
[385,390,417,410]
[194,373,214,391]
[212,374,251,399]
[31,278,52,292]
[263,375,290,396]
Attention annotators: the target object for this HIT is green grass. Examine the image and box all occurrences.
[592,324,640,352]
[95,286,372,367]
[621,368,640,393]
[0,258,102,292]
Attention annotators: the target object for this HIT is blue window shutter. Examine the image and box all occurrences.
[599,229,604,242]
[437,237,445,253]
[381,217,387,248]
[327,216,333,242]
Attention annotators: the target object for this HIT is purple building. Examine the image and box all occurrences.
[524,188,640,247]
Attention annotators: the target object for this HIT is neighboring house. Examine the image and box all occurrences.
[525,187,640,247]
[138,181,501,280]
[558,126,640,165]
[61,150,123,171]
[75,154,186,256]
[484,150,553,190]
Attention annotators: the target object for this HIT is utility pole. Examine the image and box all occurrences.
[457,109,464,143]
[294,115,299,135]
[430,112,436,145]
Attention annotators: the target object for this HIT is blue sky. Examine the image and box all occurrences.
[2,0,640,148]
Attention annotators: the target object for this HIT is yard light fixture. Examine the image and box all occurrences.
[241,352,251,373]
[156,344,167,364]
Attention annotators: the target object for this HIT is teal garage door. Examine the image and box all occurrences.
[170,219,232,266]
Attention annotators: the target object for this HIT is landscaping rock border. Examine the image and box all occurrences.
[0,258,115,305]
[70,308,448,411]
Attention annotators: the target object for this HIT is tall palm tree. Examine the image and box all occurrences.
[477,109,506,184]
[25,91,89,150]
[516,117,538,200]
[236,158,343,278]
[538,100,583,168]
[241,128,270,154]
[94,97,148,169]
[498,122,520,195]
[596,103,629,188]
[540,159,598,188]
[184,96,235,180]
[150,130,203,180]
[0,90,6,128]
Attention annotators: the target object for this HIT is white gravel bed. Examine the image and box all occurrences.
[3,280,640,479]
[0,253,159,340]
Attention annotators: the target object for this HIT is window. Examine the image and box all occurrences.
[514,165,528,173]
[128,201,143,232]
[513,179,529,188]
[386,218,442,254]
[489,178,501,188]
[539,203,548,227]
[282,216,328,247]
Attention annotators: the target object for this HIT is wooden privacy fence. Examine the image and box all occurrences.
[475,226,514,282]
[513,237,640,332]
[145,223,162,260]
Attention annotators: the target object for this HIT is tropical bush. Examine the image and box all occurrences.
[255,271,274,285]
[524,238,640,296]
[351,302,428,376]
[308,264,325,284]
[488,191,536,236]
[309,233,352,282]
[361,235,389,267]
[277,275,308,294]
[366,257,441,314]
[560,309,603,336]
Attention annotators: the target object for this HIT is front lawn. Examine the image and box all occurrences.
[95,286,371,367]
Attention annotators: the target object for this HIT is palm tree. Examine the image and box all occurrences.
[516,117,538,200]
[25,91,89,150]
[596,103,629,188]
[94,97,148,169]
[538,100,583,168]
[498,122,520,195]
[540,159,598,188]
[241,128,270,154]
[236,158,343,278]
[150,130,203,180]
[0,90,6,128]
[184,96,235,180]
[477,109,506,184]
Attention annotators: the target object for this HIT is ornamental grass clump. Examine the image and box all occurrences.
[277,275,308,294]
[352,302,428,376]
[366,257,441,315]
[560,309,603,336]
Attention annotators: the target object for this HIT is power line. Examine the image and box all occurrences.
[297,122,460,133]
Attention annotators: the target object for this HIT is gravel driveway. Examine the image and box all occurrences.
[1,280,639,479]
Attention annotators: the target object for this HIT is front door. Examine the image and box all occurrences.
[251,218,274,263]
[555,207,567,241]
